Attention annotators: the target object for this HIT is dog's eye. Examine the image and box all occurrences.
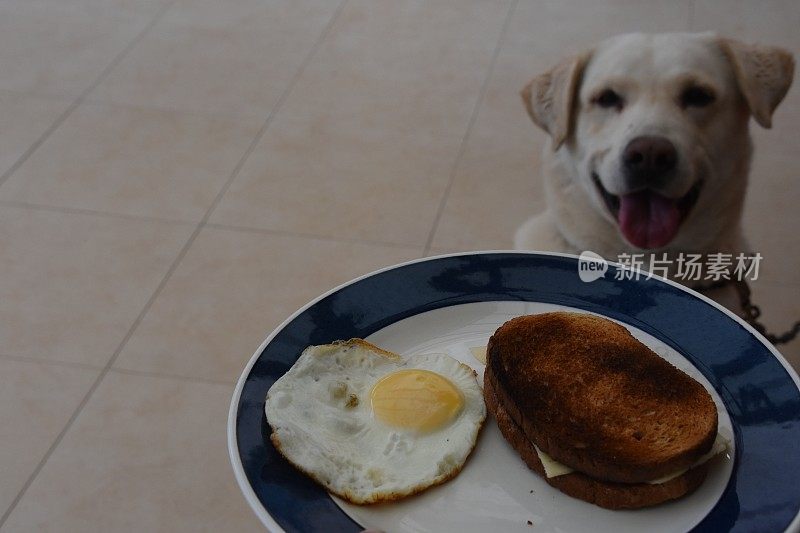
[594,89,624,110]
[681,86,716,108]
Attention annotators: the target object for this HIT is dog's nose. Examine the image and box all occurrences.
[622,136,677,185]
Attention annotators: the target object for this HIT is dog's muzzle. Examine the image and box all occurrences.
[592,173,702,250]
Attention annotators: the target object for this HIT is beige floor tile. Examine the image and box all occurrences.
[751,103,800,161]
[0,2,151,98]
[692,0,800,48]
[1,371,262,533]
[429,54,549,251]
[0,206,193,366]
[742,153,800,286]
[209,112,463,246]
[114,226,421,382]
[210,0,511,245]
[692,1,800,117]
[692,0,800,110]
[17,0,173,18]
[90,0,341,118]
[504,0,691,69]
[0,103,260,222]
[0,357,98,519]
[0,92,71,178]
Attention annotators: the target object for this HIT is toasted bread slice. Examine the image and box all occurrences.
[486,312,717,483]
[484,374,709,509]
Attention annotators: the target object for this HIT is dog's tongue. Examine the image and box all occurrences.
[618,191,681,249]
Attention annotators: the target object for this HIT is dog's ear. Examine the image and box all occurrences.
[521,53,589,149]
[718,38,794,128]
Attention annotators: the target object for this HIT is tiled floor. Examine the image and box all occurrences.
[0,1,797,531]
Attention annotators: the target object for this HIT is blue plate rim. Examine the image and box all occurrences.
[226,250,800,532]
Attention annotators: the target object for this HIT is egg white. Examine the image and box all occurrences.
[265,339,486,504]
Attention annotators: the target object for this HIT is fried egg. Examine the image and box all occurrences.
[265,339,486,504]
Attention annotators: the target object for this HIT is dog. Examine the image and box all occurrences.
[514,32,794,309]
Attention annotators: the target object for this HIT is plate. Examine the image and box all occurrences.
[228,252,800,532]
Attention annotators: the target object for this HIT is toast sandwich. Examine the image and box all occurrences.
[484,312,722,509]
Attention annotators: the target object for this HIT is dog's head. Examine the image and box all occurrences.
[522,33,794,250]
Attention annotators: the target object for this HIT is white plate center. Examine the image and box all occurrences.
[331,301,734,533]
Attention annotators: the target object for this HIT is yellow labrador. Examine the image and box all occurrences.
[515,32,794,288]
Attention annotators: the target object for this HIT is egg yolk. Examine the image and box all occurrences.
[370,369,464,433]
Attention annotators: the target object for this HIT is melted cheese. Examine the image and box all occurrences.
[534,444,575,478]
[534,433,729,484]
[469,346,487,365]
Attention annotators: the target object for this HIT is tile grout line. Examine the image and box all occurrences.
[0,353,102,372]
[108,367,235,387]
[0,199,195,226]
[205,222,421,250]
[0,352,231,386]
[196,0,347,232]
[0,0,178,192]
[0,0,181,526]
[0,200,420,250]
[79,94,266,123]
[422,0,519,255]
[0,1,348,527]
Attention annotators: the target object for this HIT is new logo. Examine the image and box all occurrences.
[578,251,608,282]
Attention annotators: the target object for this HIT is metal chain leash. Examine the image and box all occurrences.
[694,278,799,345]
[731,279,800,345]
